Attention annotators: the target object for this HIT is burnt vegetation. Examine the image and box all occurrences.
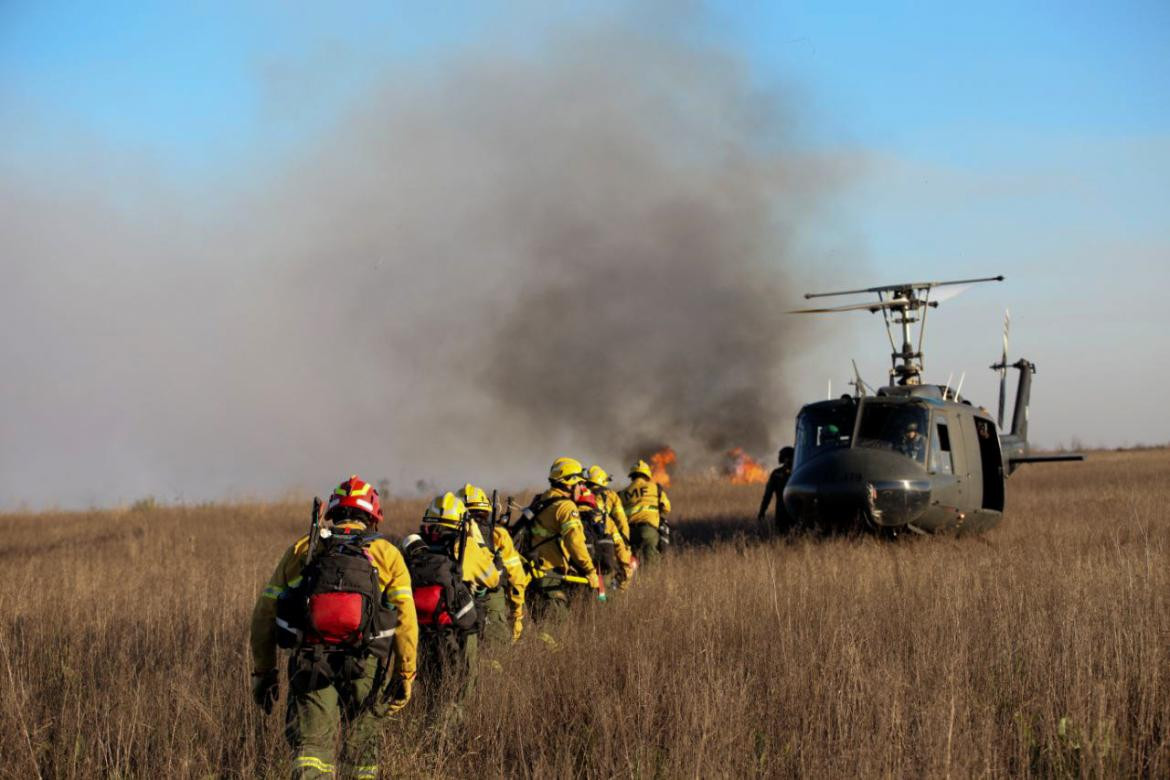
[0,449,1167,778]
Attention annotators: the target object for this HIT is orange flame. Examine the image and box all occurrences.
[649,447,676,488]
[726,447,768,484]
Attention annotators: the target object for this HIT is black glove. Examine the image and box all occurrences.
[251,669,279,714]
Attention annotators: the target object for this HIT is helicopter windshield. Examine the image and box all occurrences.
[855,402,929,464]
[794,403,856,466]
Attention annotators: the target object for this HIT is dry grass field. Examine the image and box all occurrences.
[1,449,1167,778]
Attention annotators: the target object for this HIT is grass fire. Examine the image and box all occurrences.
[725,447,768,484]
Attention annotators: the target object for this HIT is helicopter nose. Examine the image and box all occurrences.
[783,448,931,530]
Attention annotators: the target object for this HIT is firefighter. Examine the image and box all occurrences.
[757,446,795,535]
[411,492,500,703]
[619,460,672,567]
[250,475,417,780]
[519,457,601,618]
[584,465,637,590]
[458,483,529,644]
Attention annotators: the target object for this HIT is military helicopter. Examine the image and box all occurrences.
[782,275,1082,535]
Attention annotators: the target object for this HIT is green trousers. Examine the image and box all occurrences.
[284,655,384,780]
[526,574,576,623]
[630,523,661,567]
[419,629,478,706]
[479,588,511,646]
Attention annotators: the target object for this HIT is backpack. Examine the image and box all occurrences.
[508,493,566,558]
[404,530,480,635]
[579,505,617,575]
[274,528,398,688]
[656,486,672,553]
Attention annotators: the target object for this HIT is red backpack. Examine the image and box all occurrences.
[402,532,480,633]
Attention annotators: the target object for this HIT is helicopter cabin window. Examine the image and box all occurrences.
[854,403,929,465]
[931,422,954,475]
[794,404,856,466]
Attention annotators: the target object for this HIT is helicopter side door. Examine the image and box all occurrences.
[929,411,960,511]
[954,410,984,513]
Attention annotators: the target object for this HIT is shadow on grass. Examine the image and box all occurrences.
[674,514,761,548]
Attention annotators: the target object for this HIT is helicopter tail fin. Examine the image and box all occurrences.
[1009,358,1034,443]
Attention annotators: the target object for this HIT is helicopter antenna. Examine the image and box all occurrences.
[791,275,1004,386]
[943,372,954,400]
[955,371,967,400]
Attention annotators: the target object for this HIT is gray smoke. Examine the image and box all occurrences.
[0,24,839,508]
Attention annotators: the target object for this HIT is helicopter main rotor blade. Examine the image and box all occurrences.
[803,274,1004,300]
[789,298,911,314]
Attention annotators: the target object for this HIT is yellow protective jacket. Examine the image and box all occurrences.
[620,477,671,529]
[447,521,502,591]
[528,486,597,579]
[606,514,634,566]
[250,521,418,683]
[597,487,631,543]
[491,525,529,620]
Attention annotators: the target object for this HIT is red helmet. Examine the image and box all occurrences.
[326,474,383,524]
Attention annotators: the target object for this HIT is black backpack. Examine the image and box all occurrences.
[403,530,480,635]
[275,529,398,689]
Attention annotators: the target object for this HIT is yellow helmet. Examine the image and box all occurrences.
[422,492,467,529]
[458,483,491,513]
[549,456,585,485]
[585,465,610,486]
[629,459,653,480]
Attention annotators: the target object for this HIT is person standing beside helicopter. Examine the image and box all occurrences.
[757,446,795,535]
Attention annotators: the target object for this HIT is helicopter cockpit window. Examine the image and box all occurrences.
[794,405,856,465]
[855,403,929,464]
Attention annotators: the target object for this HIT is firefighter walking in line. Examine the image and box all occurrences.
[249,475,417,780]
[757,446,795,536]
[519,457,601,618]
[584,465,637,590]
[458,483,529,644]
[407,492,500,703]
[619,460,672,567]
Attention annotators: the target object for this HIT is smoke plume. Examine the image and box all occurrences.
[1,23,838,508]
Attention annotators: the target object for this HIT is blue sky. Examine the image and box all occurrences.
[8,3,1163,167]
[1,2,1168,506]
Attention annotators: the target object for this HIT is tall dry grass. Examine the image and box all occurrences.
[0,450,1166,778]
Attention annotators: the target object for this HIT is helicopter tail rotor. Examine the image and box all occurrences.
[994,309,1010,430]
